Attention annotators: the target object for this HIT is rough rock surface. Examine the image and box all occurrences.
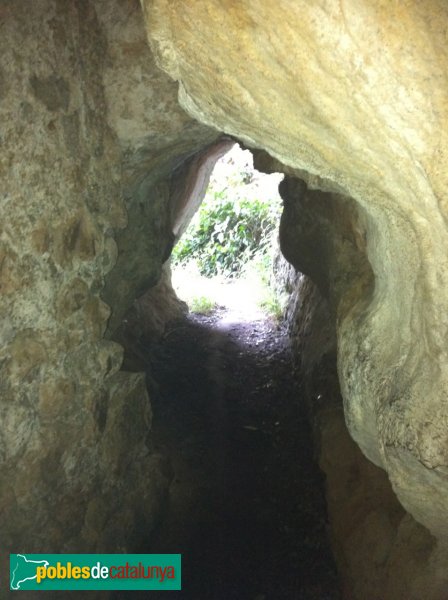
[143,0,448,544]
[282,267,448,599]
[261,139,448,599]
[0,0,233,574]
[0,0,214,570]
[95,0,219,334]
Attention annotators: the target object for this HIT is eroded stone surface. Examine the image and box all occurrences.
[0,0,225,568]
[96,0,219,333]
[143,0,448,542]
[283,272,448,599]
[0,0,175,567]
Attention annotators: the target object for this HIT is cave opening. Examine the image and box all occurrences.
[171,143,285,325]
[114,145,342,599]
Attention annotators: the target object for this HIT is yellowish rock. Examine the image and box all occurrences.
[143,0,448,544]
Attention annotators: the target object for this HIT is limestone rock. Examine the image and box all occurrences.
[143,0,448,542]
[96,0,219,333]
[0,0,175,569]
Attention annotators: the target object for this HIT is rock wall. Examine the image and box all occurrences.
[0,0,220,569]
[276,182,448,599]
[0,1,243,574]
[1,0,144,556]
[94,0,219,334]
[143,0,448,548]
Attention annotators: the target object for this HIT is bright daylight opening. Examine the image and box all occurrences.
[171,144,285,323]
[146,144,340,600]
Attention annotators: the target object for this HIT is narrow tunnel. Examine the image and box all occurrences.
[112,144,341,599]
[126,309,338,600]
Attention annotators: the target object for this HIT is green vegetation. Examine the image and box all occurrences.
[189,295,217,315]
[172,145,285,321]
[172,191,281,279]
[259,295,284,321]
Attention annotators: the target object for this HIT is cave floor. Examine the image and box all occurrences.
[117,309,340,600]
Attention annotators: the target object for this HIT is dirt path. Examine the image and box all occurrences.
[117,309,340,600]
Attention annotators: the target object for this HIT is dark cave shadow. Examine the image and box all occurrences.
[113,314,340,600]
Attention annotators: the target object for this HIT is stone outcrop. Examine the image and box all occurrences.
[276,190,448,598]
[0,0,218,570]
[143,0,448,547]
[95,0,220,334]
[0,0,232,572]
